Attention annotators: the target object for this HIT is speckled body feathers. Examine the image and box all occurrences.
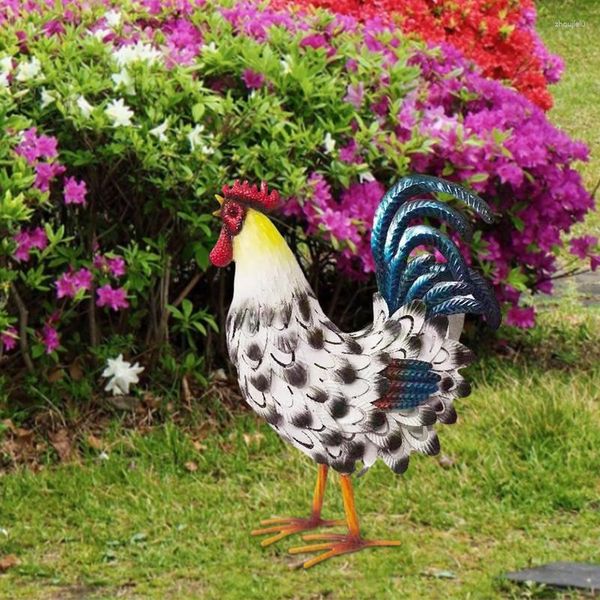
[227,289,472,475]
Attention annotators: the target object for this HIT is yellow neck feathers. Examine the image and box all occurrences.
[231,208,304,302]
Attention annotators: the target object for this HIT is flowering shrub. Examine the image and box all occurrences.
[273,0,564,110]
[0,0,595,398]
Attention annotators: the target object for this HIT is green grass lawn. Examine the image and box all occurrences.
[1,304,600,599]
[537,0,600,236]
[1,2,600,599]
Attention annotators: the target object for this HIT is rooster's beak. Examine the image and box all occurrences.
[212,194,224,217]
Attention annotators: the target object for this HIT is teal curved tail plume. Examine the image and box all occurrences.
[371,174,501,328]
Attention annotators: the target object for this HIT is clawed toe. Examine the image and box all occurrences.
[251,516,343,547]
[289,534,401,569]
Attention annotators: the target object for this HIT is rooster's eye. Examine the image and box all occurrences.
[222,202,245,234]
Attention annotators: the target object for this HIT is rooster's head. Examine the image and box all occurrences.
[209,180,280,268]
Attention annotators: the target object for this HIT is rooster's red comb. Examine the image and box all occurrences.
[222,180,280,212]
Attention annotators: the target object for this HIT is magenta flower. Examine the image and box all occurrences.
[569,235,598,259]
[1,326,18,352]
[96,285,129,311]
[15,128,58,164]
[63,176,88,205]
[506,306,536,329]
[12,227,48,262]
[41,323,60,354]
[591,255,600,272]
[300,34,328,50]
[242,69,265,89]
[107,256,126,277]
[344,83,364,109]
[55,268,93,298]
[93,254,126,277]
[42,19,65,36]
[34,161,65,192]
[339,139,360,164]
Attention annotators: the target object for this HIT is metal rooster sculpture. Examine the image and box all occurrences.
[209,175,500,568]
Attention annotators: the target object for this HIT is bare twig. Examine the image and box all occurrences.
[10,283,34,374]
[156,255,172,347]
[172,271,203,308]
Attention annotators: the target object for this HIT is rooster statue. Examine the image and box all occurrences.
[209,175,500,568]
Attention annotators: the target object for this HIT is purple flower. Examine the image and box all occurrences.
[591,255,600,272]
[55,268,93,299]
[96,285,129,311]
[242,69,265,89]
[339,140,360,164]
[63,176,88,205]
[12,227,48,262]
[506,306,536,329]
[34,161,65,192]
[93,254,127,277]
[107,256,126,277]
[569,235,598,259]
[344,83,364,109]
[1,327,18,352]
[42,19,65,37]
[300,34,328,50]
[496,163,524,187]
[15,128,58,164]
[42,323,60,354]
[345,58,358,72]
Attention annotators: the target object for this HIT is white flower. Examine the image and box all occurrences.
[200,144,214,155]
[111,68,135,95]
[280,56,291,74]
[76,95,94,118]
[0,56,12,73]
[98,451,110,461]
[149,119,169,142]
[0,73,8,89]
[358,170,376,183]
[187,124,205,151]
[40,87,56,108]
[323,132,336,154]
[90,28,111,40]
[102,354,144,396]
[0,527,8,537]
[105,97,134,127]
[104,9,122,28]
[203,42,217,53]
[113,41,162,68]
[15,56,42,82]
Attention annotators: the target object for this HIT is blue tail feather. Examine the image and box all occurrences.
[371,174,501,328]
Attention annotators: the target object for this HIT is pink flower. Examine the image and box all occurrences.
[93,254,126,277]
[63,176,88,205]
[506,306,536,329]
[300,33,328,49]
[42,19,65,36]
[1,326,18,352]
[15,128,58,164]
[242,69,265,89]
[34,161,65,192]
[12,227,48,262]
[42,323,59,354]
[55,268,93,299]
[344,83,364,109]
[107,256,126,277]
[569,235,598,259]
[96,285,129,311]
[591,255,600,272]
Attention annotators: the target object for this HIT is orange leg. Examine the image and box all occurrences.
[251,465,344,547]
[289,473,401,568]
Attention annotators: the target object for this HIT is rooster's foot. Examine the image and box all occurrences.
[251,516,344,547]
[289,533,401,568]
